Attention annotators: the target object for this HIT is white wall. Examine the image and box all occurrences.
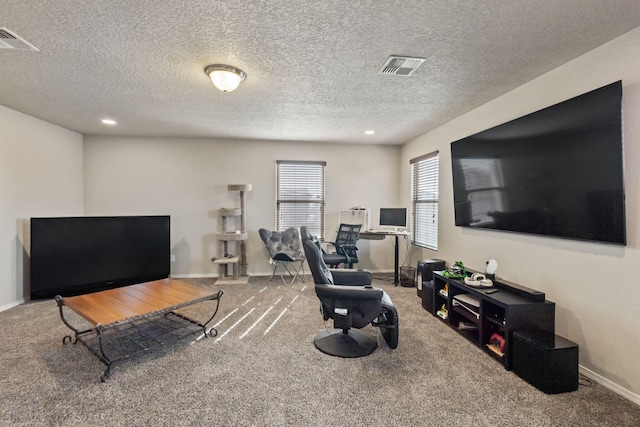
[402,28,640,400]
[83,136,401,277]
[0,106,83,310]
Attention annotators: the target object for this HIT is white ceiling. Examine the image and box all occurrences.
[2,1,640,145]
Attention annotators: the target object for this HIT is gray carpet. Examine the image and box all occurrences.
[1,276,638,426]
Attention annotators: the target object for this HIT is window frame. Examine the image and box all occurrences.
[276,160,326,238]
[410,151,439,250]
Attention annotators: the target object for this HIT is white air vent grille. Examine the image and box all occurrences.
[0,28,39,51]
[378,55,425,76]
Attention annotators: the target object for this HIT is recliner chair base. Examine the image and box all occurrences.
[314,328,377,358]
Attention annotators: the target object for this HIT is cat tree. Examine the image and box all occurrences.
[214,184,251,285]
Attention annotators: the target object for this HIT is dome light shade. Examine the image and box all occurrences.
[204,64,246,93]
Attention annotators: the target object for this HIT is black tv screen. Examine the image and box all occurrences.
[30,216,170,299]
[380,208,407,227]
[451,81,625,245]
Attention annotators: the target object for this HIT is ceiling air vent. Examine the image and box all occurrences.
[0,27,39,51]
[378,55,425,76]
[378,55,426,77]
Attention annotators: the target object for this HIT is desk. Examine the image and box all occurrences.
[360,230,410,285]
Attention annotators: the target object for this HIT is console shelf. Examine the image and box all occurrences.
[431,272,555,370]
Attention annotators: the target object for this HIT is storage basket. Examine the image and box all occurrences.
[399,266,416,287]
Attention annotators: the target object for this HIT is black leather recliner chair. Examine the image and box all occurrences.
[301,226,398,357]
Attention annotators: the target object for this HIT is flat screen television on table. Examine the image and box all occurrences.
[451,81,625,245]
[30,215,170,299]
[379,208,407,228]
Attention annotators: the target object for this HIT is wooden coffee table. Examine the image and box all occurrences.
[56,278,223,381]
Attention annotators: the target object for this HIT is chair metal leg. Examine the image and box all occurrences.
[278,261,291,285]
[270,260,289,285]
[290,260,307,284]
[269,261,280,282]
[270,259,306,285]
[299,262,307,283]
[282,261,303,285]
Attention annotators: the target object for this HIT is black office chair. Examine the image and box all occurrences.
[301,226,398,357]
[323,223,361,268]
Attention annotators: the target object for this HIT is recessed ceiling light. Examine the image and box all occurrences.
[101,119,117,125]
[365,130,375,135]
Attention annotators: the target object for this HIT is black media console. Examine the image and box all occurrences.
[429,271,556,370]
[416,261,580,393]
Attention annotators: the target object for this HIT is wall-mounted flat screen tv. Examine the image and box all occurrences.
[30,215,170,299]
[451,81,625,245]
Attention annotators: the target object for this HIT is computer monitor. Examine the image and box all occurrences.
[379,208,407,228]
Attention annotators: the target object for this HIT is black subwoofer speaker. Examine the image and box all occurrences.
[416,259,445,312]
[512,330,579,394]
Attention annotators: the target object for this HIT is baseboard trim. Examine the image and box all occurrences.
[171,270,396,280]
[580,365,640,406]
[0,298,26,313]
[171,273,218,279]
[171,273,275,280]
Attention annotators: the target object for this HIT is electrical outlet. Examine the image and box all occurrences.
[170,254,176,262]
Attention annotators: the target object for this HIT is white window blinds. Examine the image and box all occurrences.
[276,160,326,238]
[411,151,439,250]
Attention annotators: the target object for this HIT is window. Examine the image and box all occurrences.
[411,151,439,250]
[276,160,326,238]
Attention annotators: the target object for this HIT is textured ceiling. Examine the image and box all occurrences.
[2,0,640,145]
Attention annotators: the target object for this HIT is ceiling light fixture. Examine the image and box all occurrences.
[365,130,375,135]
[101,119,117,125]
[204,64,246,93]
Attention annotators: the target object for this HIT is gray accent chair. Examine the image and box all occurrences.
[259,227,306,285]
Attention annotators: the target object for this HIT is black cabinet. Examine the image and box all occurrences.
[512,330,579,394]
[432,272,555,370]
